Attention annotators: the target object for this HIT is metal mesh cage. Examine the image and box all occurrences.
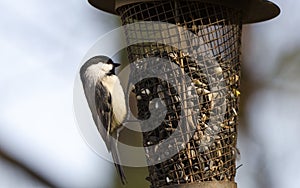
[117,1,242,187]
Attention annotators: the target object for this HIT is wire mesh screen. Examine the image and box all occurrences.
[117,1,242,187]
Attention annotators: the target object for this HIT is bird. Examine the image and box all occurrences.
[80,55,127,184]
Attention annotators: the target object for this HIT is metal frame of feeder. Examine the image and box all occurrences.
[118,2,241,187]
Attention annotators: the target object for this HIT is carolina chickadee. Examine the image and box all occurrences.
[80,56,127,184]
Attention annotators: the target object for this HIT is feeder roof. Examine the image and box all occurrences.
[87,0,280,24]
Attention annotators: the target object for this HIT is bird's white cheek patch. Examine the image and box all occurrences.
[101,64,113,73]
[85,64,104,85]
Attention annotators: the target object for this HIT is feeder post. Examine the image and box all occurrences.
[87,1,280,188]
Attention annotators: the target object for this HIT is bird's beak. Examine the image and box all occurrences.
[113,63,121,67]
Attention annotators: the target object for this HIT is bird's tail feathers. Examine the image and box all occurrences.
[110,138,127,185]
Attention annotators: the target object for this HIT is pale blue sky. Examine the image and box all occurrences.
[0,0,120,187]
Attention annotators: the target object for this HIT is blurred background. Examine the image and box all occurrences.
[0,0,299,187]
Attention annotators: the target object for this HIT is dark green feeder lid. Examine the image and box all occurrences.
[87,0,280,24]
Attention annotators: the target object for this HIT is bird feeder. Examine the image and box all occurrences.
[87,0,280,188]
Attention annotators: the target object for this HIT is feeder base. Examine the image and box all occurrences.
[161,181,237,188]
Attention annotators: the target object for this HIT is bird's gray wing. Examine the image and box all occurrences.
[95,80,127,184]
[95,80,112,150]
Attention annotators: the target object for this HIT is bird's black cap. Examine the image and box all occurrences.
[80,55,120,78]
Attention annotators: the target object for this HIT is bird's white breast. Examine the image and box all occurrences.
[83,64,127,125]
[101,75,127,124]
